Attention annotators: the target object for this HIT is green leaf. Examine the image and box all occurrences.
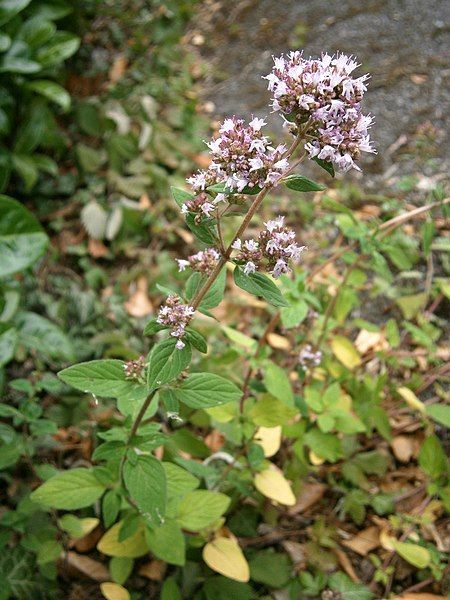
[391,540,431,569]
[161,577,182,600]
[263,361,294,406]
[249,550,292,587]
[173,372,241,409]
[145,520,185,566]
[16,311,74,362]
[280,300,308,328]
[11,154,39,191]
[184,328,208,353]
[426,404,450,428]
[175,490,230,531]
[249,395,297,427]
[186,268,226,310]
[0,324,17,367]
[0,56,40,74]
[110,556,133,585]
[58,359,147,402]
[284,174,326,192]
[0,547,36,599]
[304,429,344,462]
[37,31,80,66]
[418,435,447,479]
[163,462,199,498]
[233,267,289,308]
[0,0,32,26]
[25,80,71,111]
[123,455,166,527]
[171,186,194,208]
[328,573,373,600]
[313,157,335,177]
[147,338,191,390]
[185,213,217,244]
[31,468,105,509]
[103,490,121,528]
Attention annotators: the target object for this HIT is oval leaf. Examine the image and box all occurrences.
[97,521,149,558]
[254,465,296,506]
[100,582,130,600]
[31,468,105,510]
[203,537,250,582]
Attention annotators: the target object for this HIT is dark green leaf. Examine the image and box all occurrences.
[173,372,241,408]
[147,338,191,390]
[313,157,335,177]
[284,174,326,192]
[123,455,166,526]
[233,267,289,307]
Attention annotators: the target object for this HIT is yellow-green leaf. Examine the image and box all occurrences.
[100,582,130,600]
[97,521,149,558]
[203,536,250,582]
[254,464,296,506]
[331,336,361,370]
[397,387,426,415]
[391,540,431,569]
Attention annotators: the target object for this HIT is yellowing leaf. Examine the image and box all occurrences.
[397,387,426,415]
[309,450,325,466]
[254,464,296,506]
[203,536,250,582]
[100,582,130,600]
[331,336,361,370]
[97,521,148,558]
[391,540,431,569]
[254,426,282,457]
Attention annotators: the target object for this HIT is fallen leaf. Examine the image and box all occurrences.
[397,387,426,415]
[254,426,282,457]
[391,435,415,463]
[333,547,360,582]
[108,55,128,83]
[139,193,151,210]
[331,336,361,370]
[342,526,380,556]
[124,276,153,317]
[393,595,445,600]
[267,332,291,350]
[63,551,109,582]
[254,464,296,506]
[282,541,305,567]
[204,429,225,453]
[88,238,109,258]
[100,582,130,600]
[288,482,326,515]
[74,524,103,553]
[355,329,385,354]
[309,450,325,466]
[138,559,167,581]
[203,536,250,582]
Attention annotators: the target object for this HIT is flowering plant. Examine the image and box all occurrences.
[31,50,381,586]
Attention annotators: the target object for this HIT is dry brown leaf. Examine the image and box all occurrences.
[74,525,103,553]
[355,329,385,354]
[63,551,109,582]
[109,55,128,83]
[267,333,291,350]
[139,193,151,210]
[124,276,153,317]
[342,526,380,556]
[282,541,305,567]
[204,429,225,453]
[138,560,167,581]
[88,238,109,258]
[333,547,360,583]
[391,435,415,463]
[288,482,326,515]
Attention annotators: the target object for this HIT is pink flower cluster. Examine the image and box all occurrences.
[156,295,195,349]
[187,116,289,194]
[180,192,215,223]
[298,344,322,370]
[177,248,220,275]
[123,355,146,380]
[232,216,306,278]
[265,52,375,172]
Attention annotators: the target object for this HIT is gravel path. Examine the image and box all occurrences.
[194,0,449,181]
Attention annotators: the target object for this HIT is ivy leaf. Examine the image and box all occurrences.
[31,468,105,509]
[58,359,147,402]
[233,267,289,308]
[173,372,241,409]
[123,455,166,527]
[147,338,191,390]
[284,174,326,192]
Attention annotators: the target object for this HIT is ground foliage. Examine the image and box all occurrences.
[0,2,449,599]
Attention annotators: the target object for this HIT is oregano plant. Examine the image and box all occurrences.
[32,51,379,583]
